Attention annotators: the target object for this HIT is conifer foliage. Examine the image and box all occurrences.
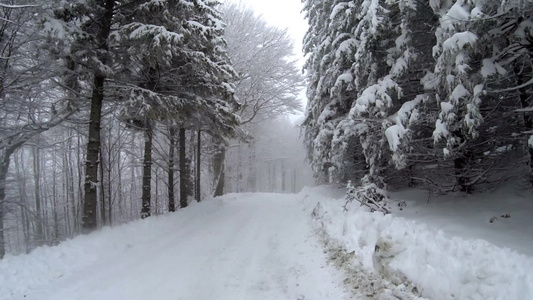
[46,0,240,231]
[302,0,533,210]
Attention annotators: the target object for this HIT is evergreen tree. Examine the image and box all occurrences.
[117,0,240,208]
[302,0,533,203]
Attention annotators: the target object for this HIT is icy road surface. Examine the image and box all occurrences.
[7,193,347,300]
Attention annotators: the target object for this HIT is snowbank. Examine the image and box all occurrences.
[0,201,206,299]
[300,186,533,300]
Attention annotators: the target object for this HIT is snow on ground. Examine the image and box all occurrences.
[303,185,533,300]
[3,185,532,300]
[389,183,533,256]
[0,193,347,300]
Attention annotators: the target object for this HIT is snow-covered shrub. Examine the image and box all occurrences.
[345,179,390,214]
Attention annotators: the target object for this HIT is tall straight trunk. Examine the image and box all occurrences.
[107,145,112,226]
[107,167,112,226]
[82,0,115,233]
[281,160,286,193]
[62,151,72,237]
[196,130,201,202]
[99,146,106,226]
[129,133,136,218]
[154,168,159,215]
[76,131,83,230]
[235,142,241,193]
[116,146,122,221]
[247,142,256,192]
[52,153,60,241]
[168,126,176,212]
[0,147,17,259]
[179,128,189,208]
[66,133,77,235]
[213,145,225,197]
[14,153,29,252]
[140,122,153,219]
[32,147,44,245]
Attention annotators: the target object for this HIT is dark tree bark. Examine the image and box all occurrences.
[179,127,189,208]
[82,0,116,233]
[454,153,472,194]
[0,153,12,259]
[32,146,44,245]
[196,130,201,202]
[0,144,19,259]
[140,121,153,219]
[99,146,106,225]
[107,143,113,226]
[247,141,257,192]
[168,125,176,212]
[213,145,225,197]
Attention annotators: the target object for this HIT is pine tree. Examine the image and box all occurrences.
[302,0,360,183]
[116,0,240,206]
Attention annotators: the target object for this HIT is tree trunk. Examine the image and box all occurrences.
[281,160,286,193]
[454,150,473,194]
[32,146,44,245]
[168,126,176,212]
[247,141,256,192]
[51,153,60,242]
[129,133,136,218]
[154,168,159,215]
[196,130,201,202]
[140,122,153,219]
[0,147,17,259]
[82,0,115,233]
[116,144,122,224]
[99,146,106,226]
[179,128,189,208]
[107,146,112,226]
[213,145,225,197]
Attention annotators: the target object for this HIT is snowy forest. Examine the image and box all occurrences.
[1,0,533,262]
[302,0,533,212]
[0,0,312,258]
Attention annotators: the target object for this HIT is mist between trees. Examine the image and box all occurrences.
[0,1,307,258]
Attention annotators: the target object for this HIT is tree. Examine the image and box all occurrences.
[219,2,304,194]
[301,0,360,183]
[168,125,177,212]
[427,0,533,190]
[302,0,533,206]
[50,0,118,232]
[0,1,73,258]
[116,0,241,207]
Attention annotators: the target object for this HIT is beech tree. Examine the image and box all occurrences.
[0,1,73,258]
[219,2,304,194]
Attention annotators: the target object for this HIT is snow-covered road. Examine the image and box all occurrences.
[8,193,347,300]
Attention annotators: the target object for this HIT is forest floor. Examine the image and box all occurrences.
[1,185,532,300]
